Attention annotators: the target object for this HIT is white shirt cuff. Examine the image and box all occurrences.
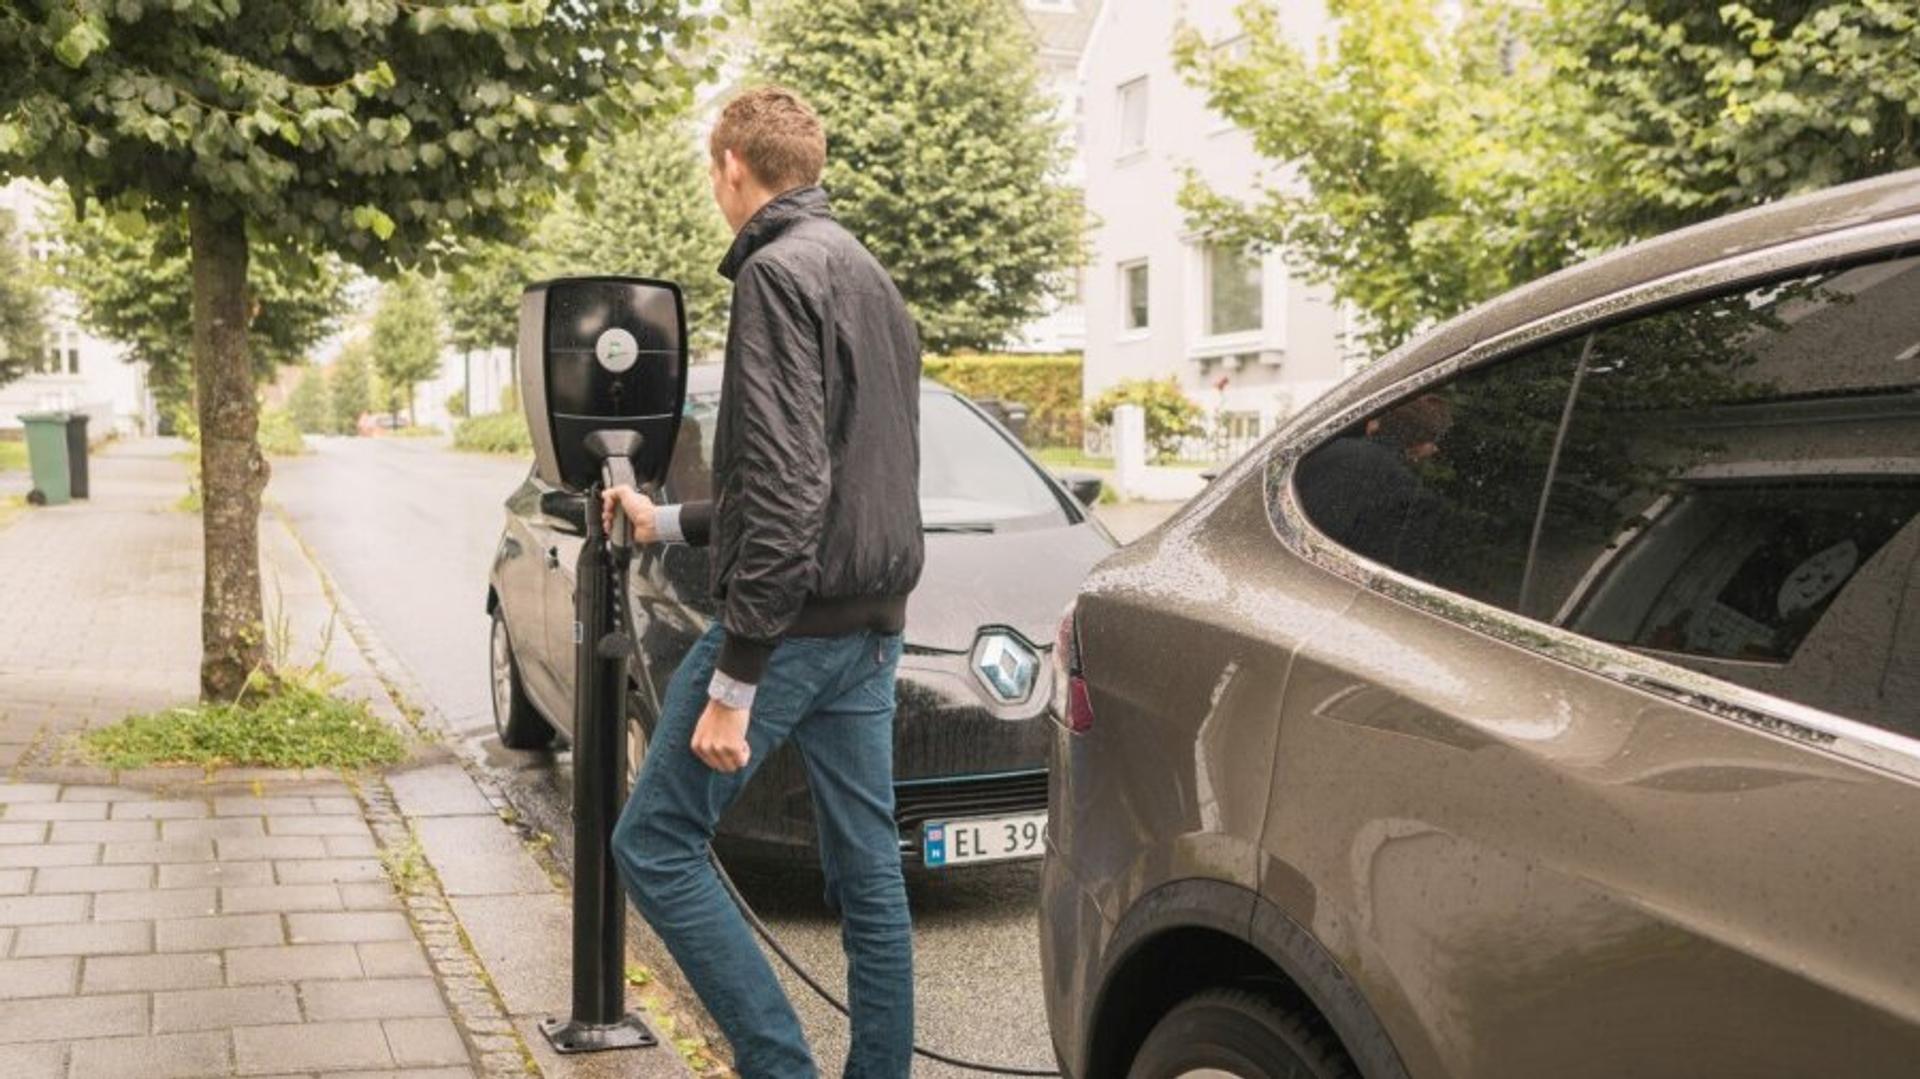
[708,669,758,710]
[654,503,685,545]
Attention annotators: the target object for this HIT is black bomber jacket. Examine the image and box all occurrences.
[674,186,925,683]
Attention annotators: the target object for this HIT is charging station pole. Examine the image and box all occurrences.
[517,277,685,1057]
[540,441,654,1055]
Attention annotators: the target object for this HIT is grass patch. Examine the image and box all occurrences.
[0,440,26,472]
[82,667,406,771]
[452,411,531,455]
[1032,445,1113,470]
[379,835,433,895]
[389,424,442,438]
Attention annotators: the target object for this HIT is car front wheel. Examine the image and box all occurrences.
[1127,989,1358,1079]
[490,609,554,750]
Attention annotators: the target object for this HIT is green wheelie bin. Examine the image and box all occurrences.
[18,411,72,505]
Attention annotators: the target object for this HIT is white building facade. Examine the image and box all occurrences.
[1004,0,1105,354]
[1079,0,1355,455]
[0,180,154,438]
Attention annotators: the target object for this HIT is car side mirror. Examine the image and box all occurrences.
[1057,472,1104,507]
[539,489,589,535]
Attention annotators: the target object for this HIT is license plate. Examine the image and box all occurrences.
[923,812,1046,867]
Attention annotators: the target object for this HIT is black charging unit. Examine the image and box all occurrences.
[517,276,687,1055]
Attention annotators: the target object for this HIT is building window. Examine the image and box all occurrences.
[1121,260,1150,332]
[1206,245,1263,336]
[67,347,79,375]
[1117,77,1148,156]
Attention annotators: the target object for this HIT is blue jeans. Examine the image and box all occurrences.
[612,624,913,1078]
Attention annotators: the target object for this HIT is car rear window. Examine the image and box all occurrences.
[1293,249,1920,738]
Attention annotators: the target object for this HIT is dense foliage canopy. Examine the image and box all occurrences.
[755,0,1083,352]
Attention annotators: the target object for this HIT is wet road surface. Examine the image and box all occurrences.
[271,436,1177,1076]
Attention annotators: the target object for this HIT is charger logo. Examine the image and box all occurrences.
[595,328,639,373]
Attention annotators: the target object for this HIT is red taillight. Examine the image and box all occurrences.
[1052,605,1095,734]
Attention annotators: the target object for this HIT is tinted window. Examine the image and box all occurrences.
[665,390,1070,531]
[1533,253,1920,735]
[1300,251,1920,737]
[1293,339,1584,608]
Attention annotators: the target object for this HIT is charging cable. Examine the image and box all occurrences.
[709,852,1062,1076]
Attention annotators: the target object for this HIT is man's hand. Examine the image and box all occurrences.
[601,485,659,543]
[690,698,752,773]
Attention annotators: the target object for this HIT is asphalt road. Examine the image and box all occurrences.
[271,436,1177,1077]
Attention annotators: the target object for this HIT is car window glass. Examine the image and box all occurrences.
[1531,252,1920,736]
[662,394,719,503]
[665,390,1070,531]
[919,393,1069,529]
[1292,341,1585,609]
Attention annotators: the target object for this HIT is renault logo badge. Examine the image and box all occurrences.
[972,630,1039,704]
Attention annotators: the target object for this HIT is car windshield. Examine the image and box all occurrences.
[672,389,1070,531]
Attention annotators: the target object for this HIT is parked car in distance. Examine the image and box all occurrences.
[1041,168,1920,1078]
[488,363,1114,867]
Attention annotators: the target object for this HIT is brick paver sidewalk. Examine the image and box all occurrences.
[0,440,691,1079]
[0,777,469,1078]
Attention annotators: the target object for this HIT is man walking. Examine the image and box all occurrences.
[601,86,924,1078]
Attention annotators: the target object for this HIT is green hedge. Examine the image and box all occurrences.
[454,411,532,455]
[923,352,1082,447]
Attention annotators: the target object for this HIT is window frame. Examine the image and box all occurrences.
[1198,242,1266,343]
[1118,258,1150,337]
[1115,76,1149,159]
[1262,214,1920,783]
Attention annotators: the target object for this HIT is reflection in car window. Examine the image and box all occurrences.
[665,390,1069,531]
[1533,253,1920,735]
[1293,340,1585,608]
[1300,250,1920,737]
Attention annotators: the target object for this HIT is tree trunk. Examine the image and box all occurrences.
[188,196,269,702]
[407,384,416,428]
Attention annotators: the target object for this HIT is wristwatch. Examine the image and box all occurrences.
[708,670,758,711]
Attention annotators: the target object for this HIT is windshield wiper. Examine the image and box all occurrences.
[923,522,997,534]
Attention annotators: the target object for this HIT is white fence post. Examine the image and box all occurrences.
[1112,403,1147,500]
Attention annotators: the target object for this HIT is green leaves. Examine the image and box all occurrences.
[351,205,396,242]
[1179,0,1920,357]
[53,17,111,68]
[0,209,49,388]
[0,1,712,272]
[754,0,1083,352]
[370,274,444,421]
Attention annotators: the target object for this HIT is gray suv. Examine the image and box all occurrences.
[1041,169,1920,1078]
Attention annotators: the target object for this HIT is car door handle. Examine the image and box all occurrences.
[545,546,560,569]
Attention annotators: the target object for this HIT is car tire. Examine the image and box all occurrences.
[1127,988,1359,1079]
[491,609,554,750]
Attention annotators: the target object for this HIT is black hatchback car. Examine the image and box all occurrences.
[487,363,1113,866]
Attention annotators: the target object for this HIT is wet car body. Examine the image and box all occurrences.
[1041,170,1920,1078]
[490,364,1113,866]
